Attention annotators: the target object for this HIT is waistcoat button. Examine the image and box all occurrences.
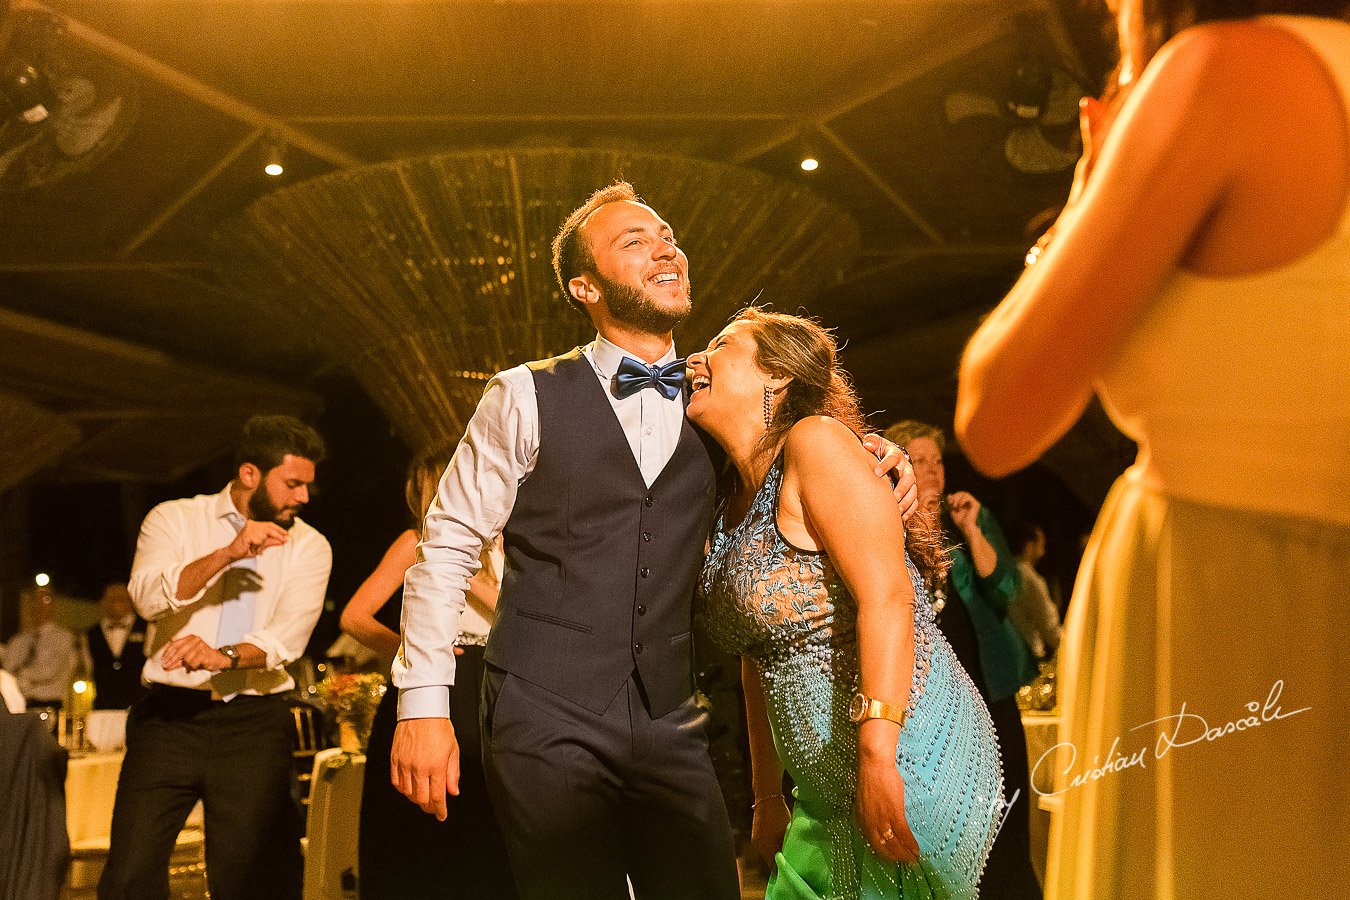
[634,642,645,654]
[640,567,650,578]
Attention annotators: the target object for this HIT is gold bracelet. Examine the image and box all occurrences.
[752,794,784,811]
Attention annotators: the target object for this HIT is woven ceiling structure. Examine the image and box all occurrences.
[219,149,860,452]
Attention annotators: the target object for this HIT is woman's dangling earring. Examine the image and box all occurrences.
[763,384,774,428]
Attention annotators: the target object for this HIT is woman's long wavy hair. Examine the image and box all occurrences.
[732,306,949,582]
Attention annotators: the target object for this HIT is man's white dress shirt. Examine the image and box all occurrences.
[128,484,332,697]
[1011,560,1061,659]
[395,336,685,719]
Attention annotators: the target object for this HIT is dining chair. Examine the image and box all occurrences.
[302,748,364,900]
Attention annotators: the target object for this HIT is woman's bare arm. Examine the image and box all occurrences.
[957,22,1345,475]
[780,416,920,862]
[340,529,419,660]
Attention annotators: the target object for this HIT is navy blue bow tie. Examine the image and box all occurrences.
[613,356,687,401]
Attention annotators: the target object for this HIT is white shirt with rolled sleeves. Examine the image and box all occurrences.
[394,335,684,720]
[128,484,331,697]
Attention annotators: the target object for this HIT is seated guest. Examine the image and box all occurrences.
[79,583,149,710]
[0,590,76,711]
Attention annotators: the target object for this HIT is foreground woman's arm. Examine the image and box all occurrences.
[956,23,1340,474]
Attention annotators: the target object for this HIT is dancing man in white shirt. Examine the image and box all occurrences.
[99,415,331,900]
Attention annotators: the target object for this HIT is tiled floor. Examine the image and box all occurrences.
[65,845,209,900]
[68,852,769,900]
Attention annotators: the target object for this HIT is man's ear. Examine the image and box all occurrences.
[569,274,601,309]
[238,462,261,489]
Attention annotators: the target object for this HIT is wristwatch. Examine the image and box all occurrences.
[848,691,906,728]
[219,644,241,669]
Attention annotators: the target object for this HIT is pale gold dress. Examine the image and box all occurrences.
[1047,16,1350,898]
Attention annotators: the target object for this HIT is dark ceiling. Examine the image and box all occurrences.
[0,0,1131,504]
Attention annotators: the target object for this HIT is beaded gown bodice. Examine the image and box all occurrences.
[699,458,1001,899]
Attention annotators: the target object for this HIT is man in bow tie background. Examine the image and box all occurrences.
[391,183,911,899]
[79,582,149,710]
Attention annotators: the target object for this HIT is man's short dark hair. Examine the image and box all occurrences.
[234,415,326,473]
[551,181,641,314]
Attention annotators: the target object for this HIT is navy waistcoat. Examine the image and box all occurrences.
[484,348,718,717]
[85,620,149,710]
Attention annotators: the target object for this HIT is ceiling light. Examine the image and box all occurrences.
[264,138,285,176]
[35,572,50,586]
[796,127,820,173]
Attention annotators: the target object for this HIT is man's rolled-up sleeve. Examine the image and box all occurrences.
[243,531,332,670]
[128,503,221,620]
[393,369,537,719]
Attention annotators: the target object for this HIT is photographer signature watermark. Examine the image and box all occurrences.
[1030,679,1311,797]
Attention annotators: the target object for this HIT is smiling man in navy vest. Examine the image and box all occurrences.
[391,183,911,899]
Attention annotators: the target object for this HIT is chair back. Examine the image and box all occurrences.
[291,701,325,804]
[302,748,364,900]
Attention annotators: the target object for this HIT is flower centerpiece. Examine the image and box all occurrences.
[316,672,386,753]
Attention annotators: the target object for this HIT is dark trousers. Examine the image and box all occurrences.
[481,666,739,900]
[982,694,1044,899]
[98,686,302,900]
[360,645,517,899]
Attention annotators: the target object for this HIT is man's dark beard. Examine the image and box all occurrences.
[594,272,691,335]
[248,482,298,530]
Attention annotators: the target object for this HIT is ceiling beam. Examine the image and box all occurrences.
[726,8,1024,167]
[20,1,364,169]
[814,122,944,244]
[0,259,211,272]
[288,112,792,125]
[118,129,264,257]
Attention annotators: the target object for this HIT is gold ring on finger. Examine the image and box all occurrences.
[881,828,895,842]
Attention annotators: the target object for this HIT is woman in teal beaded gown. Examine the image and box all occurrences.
[689,307,1002,900]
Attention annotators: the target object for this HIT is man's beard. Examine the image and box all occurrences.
[595,272,691,335]
[248,484,299,530]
